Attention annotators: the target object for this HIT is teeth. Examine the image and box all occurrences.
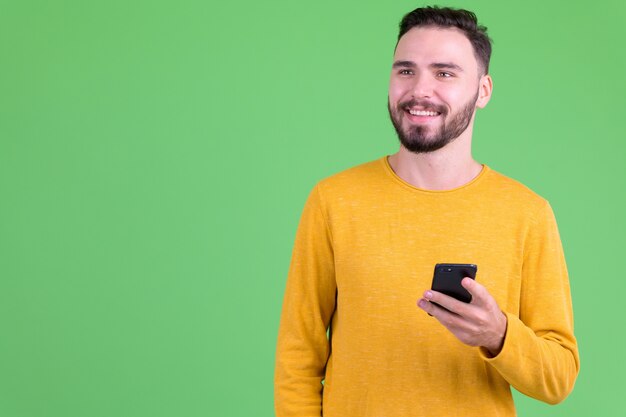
[409,109,439,116]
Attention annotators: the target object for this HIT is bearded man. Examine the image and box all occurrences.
[274,6,579,417]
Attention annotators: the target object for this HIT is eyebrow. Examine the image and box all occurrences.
[431,62,464,72]
[392,60,416,68]
[392,60,464,72]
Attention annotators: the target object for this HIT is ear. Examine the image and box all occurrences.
[476,74,493,109]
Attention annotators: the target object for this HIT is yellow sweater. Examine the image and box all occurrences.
[275,156,579,417]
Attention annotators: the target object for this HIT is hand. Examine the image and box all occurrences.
[417,278,507,356]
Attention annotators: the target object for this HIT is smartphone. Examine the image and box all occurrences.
[431,263,478,304]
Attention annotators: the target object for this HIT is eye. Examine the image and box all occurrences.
[437,71,453,78]
[399,69,414,75]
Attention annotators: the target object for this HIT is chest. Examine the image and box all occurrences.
[329,199,527,315]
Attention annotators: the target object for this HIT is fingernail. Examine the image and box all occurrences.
[424,291,433,299]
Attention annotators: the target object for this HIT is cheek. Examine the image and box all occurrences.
[436,83,459,97]
[438,87,470,108]
[388,81,408,105]
[454,83,481,101]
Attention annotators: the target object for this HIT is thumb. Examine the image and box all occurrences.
[462,277,488,306]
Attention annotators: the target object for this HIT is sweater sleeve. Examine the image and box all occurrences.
[274,184,337,417]
[479,200,580,404]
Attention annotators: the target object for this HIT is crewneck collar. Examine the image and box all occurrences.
[381,155,490,194]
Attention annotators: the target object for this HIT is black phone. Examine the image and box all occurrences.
[431,263,478,304]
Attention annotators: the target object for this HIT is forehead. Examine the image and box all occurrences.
[394,26,479,74]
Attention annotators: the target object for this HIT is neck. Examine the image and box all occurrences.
[388,134,483,191]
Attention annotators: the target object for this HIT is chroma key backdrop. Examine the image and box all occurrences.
[1,0,624,416]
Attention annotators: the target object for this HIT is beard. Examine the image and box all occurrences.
[387,91,479,154]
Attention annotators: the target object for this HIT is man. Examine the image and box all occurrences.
[274,6,579,417]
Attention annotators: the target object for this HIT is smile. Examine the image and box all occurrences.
[407,109,441,116]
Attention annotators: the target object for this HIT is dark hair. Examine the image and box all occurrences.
[397,6,492,75]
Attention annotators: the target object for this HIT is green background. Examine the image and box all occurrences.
[1,0,624,416]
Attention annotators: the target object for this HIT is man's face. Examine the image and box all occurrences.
[388,26,490,153]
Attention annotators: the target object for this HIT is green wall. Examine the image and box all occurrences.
[1,0,624,415]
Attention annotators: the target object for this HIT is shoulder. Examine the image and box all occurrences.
[483,167,551,215]
[315,157,386,195]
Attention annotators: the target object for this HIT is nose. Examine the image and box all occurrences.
[411,73,434,99]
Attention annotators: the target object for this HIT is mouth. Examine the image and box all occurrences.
[404,106,442,122]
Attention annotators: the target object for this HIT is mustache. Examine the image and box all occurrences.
[398,99,447,115]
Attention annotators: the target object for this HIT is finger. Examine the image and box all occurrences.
[423,290,468,315]
[417,298,431,313]
[418,298,465,329]
[461,278,489,306]
[418,297,448,317]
